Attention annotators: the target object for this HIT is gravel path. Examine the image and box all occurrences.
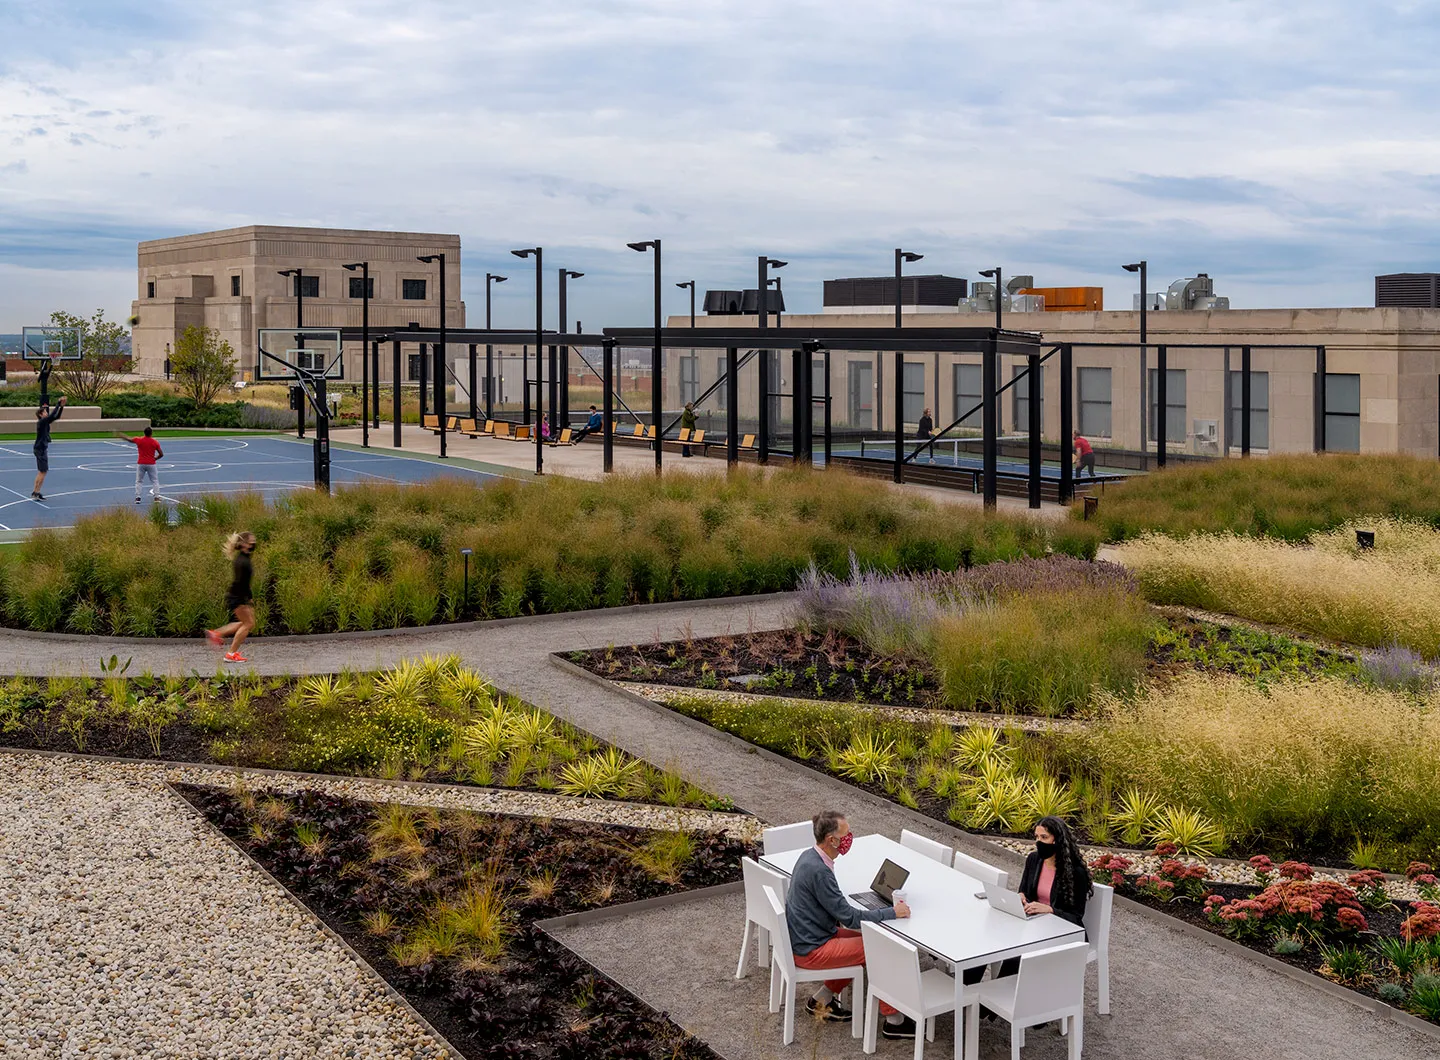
[0,753,453,1059]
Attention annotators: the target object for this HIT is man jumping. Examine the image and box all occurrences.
[117,426,164,502]
[31,396,67,500]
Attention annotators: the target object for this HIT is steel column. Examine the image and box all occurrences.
[1156,344,1167,468]
[1241,344,1252,457]
[983,333,998,508]
[391,340,402,448]
[1059,344,1074,504]
[1315,345,1327,452]
[603,337,615,473]
[893,350,904,483]
[1027,352,1041,509]
[726,346,739,467]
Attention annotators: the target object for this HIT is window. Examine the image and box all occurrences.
[902,361,925,426]
[408,353,424,381]
[679,355,698,403]
[1012,364,1043,434]
[348,276,374,299]
[1226,370,1269,449]
[953,363,982,428]
[1325,373,1361,452]
[293,274,319,298]
[713,355,728,409]
[295,350,326,373]
[1078,367,1112,437]
[402,278,427,300]
[1148,368,1186,444]
[230,275,240,297]
[146,280,155,298]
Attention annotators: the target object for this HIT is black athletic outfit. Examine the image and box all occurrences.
[33,406,64,473]
[226,550,254,613]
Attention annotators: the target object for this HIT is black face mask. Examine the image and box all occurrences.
[1035,840,1058,859]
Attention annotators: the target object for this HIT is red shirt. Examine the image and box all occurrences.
[131,437,162,465]
[1073,435,1093,456]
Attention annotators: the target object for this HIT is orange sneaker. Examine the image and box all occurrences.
[223,651,248,663]
[205,630,223,647]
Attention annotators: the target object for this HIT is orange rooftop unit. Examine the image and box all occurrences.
[1020,286,1103,312]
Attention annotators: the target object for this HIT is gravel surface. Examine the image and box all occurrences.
[0,753,455,1059]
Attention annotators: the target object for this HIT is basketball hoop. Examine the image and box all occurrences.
[47,351,63,370]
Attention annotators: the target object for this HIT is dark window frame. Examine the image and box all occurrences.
[1226,369,1270,450]
[1078,367,1112,438]
[348,276,375,299]
[146,280,155,298]
[402,278,428,301]
[953,362,982,429]
[231,275,241,297]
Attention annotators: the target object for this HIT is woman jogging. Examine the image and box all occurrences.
[206,531,256,663]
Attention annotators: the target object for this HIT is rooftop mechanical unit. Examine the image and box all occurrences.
[1375,273,1440,308]
[703,289,785,315]
[1163,273,1230,311]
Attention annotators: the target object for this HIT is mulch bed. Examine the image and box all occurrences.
[178,783,754,1060]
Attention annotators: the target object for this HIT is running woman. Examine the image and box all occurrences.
[31,396,67,499]
[206,531,256,663]
[117,426,164,502]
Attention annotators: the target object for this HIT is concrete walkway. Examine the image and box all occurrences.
[2,598,1435,1058]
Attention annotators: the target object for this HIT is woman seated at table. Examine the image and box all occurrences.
[964,815,1092,985]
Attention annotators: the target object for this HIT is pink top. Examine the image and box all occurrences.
[815,844,834,869]
[1036,861,1056,906]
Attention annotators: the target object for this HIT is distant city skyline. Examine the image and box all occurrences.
[3,1,1439,330]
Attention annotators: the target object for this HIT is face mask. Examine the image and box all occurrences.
[1035,840,1058,859]
[836,832,854,856]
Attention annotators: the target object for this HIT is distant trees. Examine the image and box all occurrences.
[47,309,133,402]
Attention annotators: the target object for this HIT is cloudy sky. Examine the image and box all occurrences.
[2,0,1438,330]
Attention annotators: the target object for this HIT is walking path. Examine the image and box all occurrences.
[2,596,1436,1058]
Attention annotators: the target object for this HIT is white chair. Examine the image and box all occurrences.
[761,886,864,1045]
[737,856,789,979]
[859,922,956,1058]
[763,820,815,855]
[900,829,954,865]
[953,850,1009,889]
[961,941,1088,1060]
[1082,883,1114,1015]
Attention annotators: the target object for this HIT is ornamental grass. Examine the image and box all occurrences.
[1083,673,1440,866]
[0,468,1092,637]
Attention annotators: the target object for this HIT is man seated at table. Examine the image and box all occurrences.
[788,810,917,1039]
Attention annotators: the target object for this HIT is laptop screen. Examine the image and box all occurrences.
[870,859,910,901]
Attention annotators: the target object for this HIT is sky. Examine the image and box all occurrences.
[2,0,1439,331]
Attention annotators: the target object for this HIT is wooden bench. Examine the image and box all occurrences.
[511,424,532,441]
[422,414,439,431]
[458,418,483,438]
[492,421,511,440]
[548,428,573,446]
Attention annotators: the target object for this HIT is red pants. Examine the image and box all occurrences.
[793,928,897,1016]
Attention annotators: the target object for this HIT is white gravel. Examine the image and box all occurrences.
[0,753,456,1059]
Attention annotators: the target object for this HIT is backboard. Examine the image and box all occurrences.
[256,328,344,381]
[21,326,83,363]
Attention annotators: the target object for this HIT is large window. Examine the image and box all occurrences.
[348,276,375,299]
[402,278,427,300]
[1325,373,1361,452]
[953,363,982,428]
[1078,367,1112,437]
[1226,370,1269,449]
[1012,364,1043,434]
[713,355,727,409]
[293,274,319,298]
[679,355,698,403]
[902,361,926,427]
[1148,367,1187,444]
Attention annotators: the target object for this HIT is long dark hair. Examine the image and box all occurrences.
[1036,815,1092,910]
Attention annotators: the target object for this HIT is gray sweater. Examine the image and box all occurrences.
[787,847,896,956]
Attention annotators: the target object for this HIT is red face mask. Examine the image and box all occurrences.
[836,832,854,856]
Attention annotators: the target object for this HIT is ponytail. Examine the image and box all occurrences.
[223,531,256,559]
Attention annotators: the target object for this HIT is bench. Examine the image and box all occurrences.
[511,424,532,441]
[492,421,511,440]
[548,428,573,446]
[425,415,460,435]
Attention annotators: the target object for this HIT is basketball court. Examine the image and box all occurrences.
[0,434,506,533]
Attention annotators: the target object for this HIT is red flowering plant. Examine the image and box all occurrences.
[1406,862,1440,902]
[1345,870,1392,912]
[1088,853,1133,890]
[1278,861,1313,881]
[1135,874,1176,902]
[1209,879,1368,943]
[1153,842,1179,858]
[1157,858,1211,902]
[1401,901,1440,942]
[1249,855,1274,887]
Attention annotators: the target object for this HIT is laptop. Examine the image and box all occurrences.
[983,881,1034,919]
[849,859,910,911]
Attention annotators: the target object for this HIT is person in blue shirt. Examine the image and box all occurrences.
[573,404,603,442]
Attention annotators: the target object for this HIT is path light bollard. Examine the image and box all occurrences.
[1356,530,1375,550]
[460,547,473,615]
[1083,495,1099,521]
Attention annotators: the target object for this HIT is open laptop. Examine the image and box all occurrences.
[849,859,909,911]
[983,881,1035,919]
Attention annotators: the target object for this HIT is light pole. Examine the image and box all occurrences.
[757,255,787,463]
[767,276,784,328]
[511,247,543,474]
[558,268,583,430]
[1123,260,1149,459]
[675,280,696,327]
[485,273,506,421]
[979,267,1004,332]
[342,262,370,447]
[417,253,448,458]
[277,268,305,438]
[894,249,924,482]
[627,240,663,473]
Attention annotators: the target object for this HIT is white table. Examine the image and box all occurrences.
[762,834,1084,1059]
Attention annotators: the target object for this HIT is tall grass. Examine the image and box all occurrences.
[0,469,1086,637]
[1081,673,1440,865]
[1083,453,1440,542]
[1119,530,1440,656]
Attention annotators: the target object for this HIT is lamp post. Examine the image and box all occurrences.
[558,268,583,431]
[511,247,543,474]
[277,268,305,438]
[485,273,506,421]
[342,262,370,447]
[675,280,696,327]
[1123,261,1148,460]
[417,253,448,458]
[978,267,1003,332]
[894,249,924,483]
[756,255,787,463]
[627,239,663,473]
[459,546,473,616]
[767,276,784,328]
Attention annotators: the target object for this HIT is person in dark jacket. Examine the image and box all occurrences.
[680,402,697,457]
[916,407,934,463]
[31,396,67,499]
[206,531,257,663]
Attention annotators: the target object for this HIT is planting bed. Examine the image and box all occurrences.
[179,784,753,1059]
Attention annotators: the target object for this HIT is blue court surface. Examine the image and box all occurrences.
[826,446,1126,482]
[0,435,505,533]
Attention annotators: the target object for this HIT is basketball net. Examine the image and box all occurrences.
[47,352,63,370]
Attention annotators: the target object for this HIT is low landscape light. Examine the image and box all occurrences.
[1356,530,1375,550]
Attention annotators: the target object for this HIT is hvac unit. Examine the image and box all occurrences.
[1375,273,1440,308]
[1165,273,1230,311]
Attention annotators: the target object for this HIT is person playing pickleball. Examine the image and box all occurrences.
[116,426,164,503]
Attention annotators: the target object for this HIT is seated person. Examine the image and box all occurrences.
[574,404,602,442]
[788,810,918,1040]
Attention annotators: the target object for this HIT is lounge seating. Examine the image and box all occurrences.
[512,424,532,441]
[548,428,573,446]
[737,857,789,980]
[492,421,511,440]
